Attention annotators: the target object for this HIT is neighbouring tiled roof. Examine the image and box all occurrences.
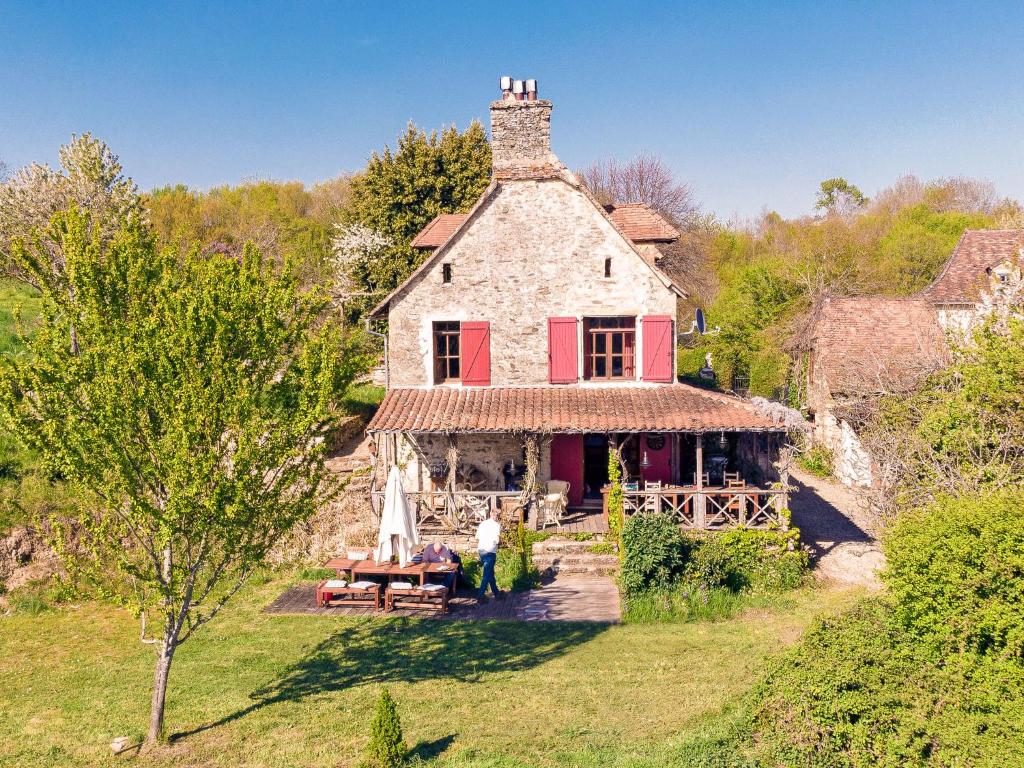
[924,229,1024,304]
[809,296,947,396]
[604,203,679,242]
[409,214,470,249]
[367,385,789,434]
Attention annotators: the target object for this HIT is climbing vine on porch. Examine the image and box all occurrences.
[607,447,625,546]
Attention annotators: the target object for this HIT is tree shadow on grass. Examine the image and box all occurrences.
[409,734,457,762]
[171,617,607,742]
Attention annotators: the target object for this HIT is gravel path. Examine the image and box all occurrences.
[788,467,885,589]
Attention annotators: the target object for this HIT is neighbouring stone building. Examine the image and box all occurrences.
[797,228,1022,488]
[923,228,1023,332]
[365,79,797,534]
[798,296,947,487]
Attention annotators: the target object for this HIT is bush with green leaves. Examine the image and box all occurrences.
[362,687,407,768]
[687,527,806,593]
[883,488,1024,661]
[619,512,689,595]
[748,599,1024,768]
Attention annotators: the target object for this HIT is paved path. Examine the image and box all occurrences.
[789,467,885,589]
[265,575,621,623]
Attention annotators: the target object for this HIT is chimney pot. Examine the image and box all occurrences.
[512,79,526,101]
[525,79,538,101]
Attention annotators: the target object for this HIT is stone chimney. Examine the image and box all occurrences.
[490,77,557,175]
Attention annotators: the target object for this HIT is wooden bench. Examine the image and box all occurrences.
[385,584,449,614]
[316,580,382,611]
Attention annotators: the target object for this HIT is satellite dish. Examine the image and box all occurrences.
[677,307,721,339]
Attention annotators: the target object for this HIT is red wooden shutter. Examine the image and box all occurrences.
[641,316,675,382]
[460,321,490,386]
[548,317,579,384]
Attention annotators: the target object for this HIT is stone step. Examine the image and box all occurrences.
[532,553,620,569]
[532,538,617,556]
[536,562,619,577]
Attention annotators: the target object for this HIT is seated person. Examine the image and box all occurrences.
[421,541,458,590]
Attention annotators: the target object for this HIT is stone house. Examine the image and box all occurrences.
[797,296,947,487]
[796,229,1022,488]
[365,79,793,533]
[923,229,1023,332]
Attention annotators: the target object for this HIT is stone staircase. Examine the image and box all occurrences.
[531,537,620,578]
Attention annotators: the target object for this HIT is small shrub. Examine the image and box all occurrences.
[797,444,834,478]
[687,528,806,593]
[585,542,616,555]
[362,687,407,768]
[620,512,689,595]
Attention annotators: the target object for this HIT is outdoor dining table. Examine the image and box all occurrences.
[322,556,458,595]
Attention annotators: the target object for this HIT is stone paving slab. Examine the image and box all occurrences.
[265,576,620,623]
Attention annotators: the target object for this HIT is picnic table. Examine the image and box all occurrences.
[323,555,458,594]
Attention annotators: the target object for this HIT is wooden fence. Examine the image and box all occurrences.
[621,487,788,529]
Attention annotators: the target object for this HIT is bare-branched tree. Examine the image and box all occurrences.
[578,152,700,227]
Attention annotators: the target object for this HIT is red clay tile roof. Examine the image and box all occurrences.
[924,229,1024,304]
[367,385,788,434]
[604,203,679,242]
[809,296,947,396]
[409,214,470,249]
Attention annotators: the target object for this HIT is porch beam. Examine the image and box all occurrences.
[695,434,706,528]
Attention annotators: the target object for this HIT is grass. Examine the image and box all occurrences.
[342,382,386,420]
[0,574,861,767]
[0,278,43,356]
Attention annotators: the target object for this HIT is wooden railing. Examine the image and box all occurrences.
[621,487,787,530]
[370,489,526,534]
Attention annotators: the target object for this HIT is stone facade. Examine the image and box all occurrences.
[386,178,678,387]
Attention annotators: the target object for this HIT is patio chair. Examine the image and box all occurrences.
[538,480,569,529]
[643,480,662,513]
[385,582,449,614]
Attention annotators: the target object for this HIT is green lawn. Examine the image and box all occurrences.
[0,278,42,356]
[0,575,861,767]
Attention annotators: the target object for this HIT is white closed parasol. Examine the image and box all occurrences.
[376,465,420,566]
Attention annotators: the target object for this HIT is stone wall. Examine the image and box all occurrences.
[396,432,554,493]
[489,99,556,173]
[386,178,678,387]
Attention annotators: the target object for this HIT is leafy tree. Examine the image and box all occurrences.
[814,176,867,215]
[363,687,408,768]
[0,207,365,745]
[342,121,490,316]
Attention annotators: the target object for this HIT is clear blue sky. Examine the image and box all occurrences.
[3,1,1023,220]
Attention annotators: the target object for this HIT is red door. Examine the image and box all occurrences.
[550,434,584,507]
[640,434,672,485]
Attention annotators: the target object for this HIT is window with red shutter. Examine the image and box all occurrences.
[548,317,579,384]
[460,321,490,386]
[641,316,675,382]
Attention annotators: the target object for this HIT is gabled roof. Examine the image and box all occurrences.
[924,229,1024,305]
[807,296,947,397]
[409,214,468,249]
[604,203,679,242]
[369,171,685,317]
[367,384,790,434]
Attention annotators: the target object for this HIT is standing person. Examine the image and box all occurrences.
[474,509,503,604]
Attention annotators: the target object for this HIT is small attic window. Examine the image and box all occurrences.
[604,257,612,278]
[442,263,452,284]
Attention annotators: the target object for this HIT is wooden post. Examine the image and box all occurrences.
[695,434,706,528]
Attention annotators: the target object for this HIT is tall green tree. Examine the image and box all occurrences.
[814,177,867,215]
[341,121,490,316]
[0,208,365,745]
